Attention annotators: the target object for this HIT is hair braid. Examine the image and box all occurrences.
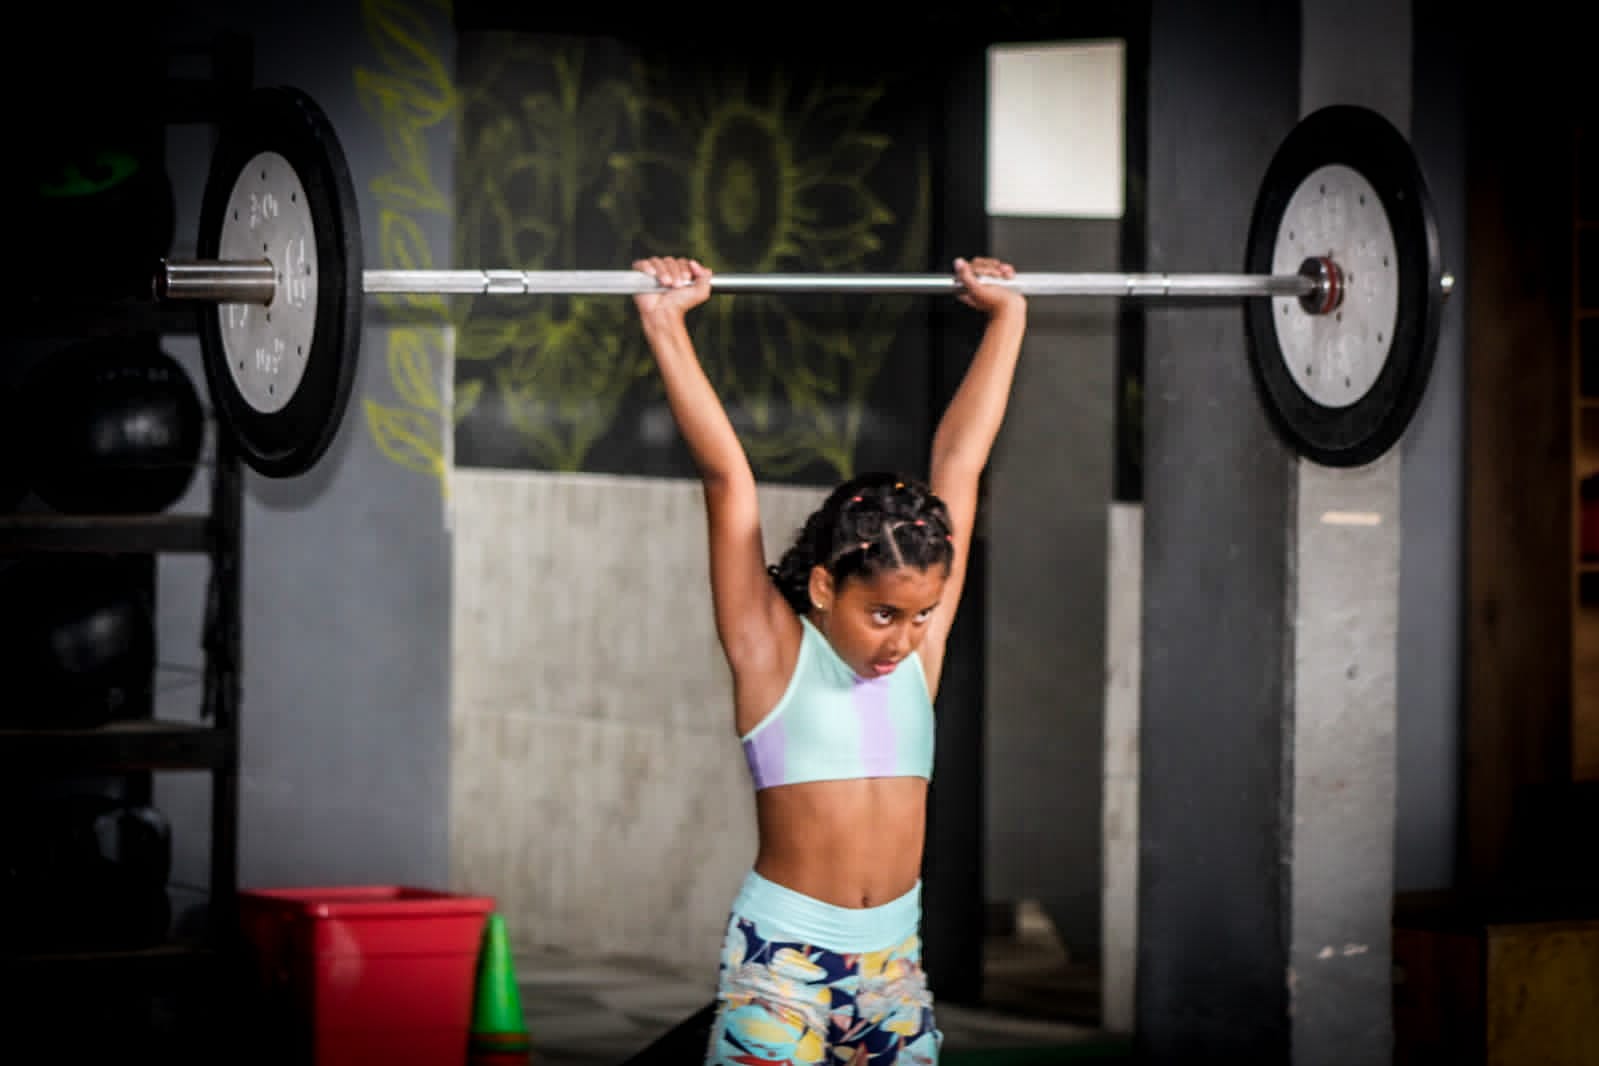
[766,471,956,614]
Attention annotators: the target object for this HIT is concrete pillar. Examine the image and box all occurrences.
[1137,1,1411,1061]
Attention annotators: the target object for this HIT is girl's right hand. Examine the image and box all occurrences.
[632,256,712,317]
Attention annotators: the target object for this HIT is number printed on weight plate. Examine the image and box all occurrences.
[250,191,279,228]
[255,336,285,374]
[282,237,311,306]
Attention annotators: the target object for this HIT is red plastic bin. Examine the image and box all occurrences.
[238,885,498,1066]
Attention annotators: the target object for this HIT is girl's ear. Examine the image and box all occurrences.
[807,565,834,612]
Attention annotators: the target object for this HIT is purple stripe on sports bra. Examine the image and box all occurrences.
[744,718,786,789]
[854,676,897,777]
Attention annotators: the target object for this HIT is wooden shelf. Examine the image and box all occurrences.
[0,513,214,554]
[0,718,232,773]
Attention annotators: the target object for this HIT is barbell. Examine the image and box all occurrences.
[149,87,1447,478]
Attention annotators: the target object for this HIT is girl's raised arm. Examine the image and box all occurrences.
[633,257,792,680]
[921,257,1028,692]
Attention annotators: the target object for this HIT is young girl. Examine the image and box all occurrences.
[632,254,1027,1065]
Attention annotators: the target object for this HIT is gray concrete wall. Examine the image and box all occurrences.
[986,216,1117,955]
[448,471,823,961]
[153,0,456,915]
[1100,501,1142,1032]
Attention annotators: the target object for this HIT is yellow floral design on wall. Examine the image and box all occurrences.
[632,72,930,478]
[355,0,461,494]
[355,12,933,485]
[454,35,931,482]
[453,36,652,473]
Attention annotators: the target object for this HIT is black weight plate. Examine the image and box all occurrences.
[1244,105,1443,468]
[197,86,363,478]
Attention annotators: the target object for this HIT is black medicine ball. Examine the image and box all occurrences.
[21,337,205,514]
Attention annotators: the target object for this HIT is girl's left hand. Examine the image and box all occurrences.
[953,256,1026,315]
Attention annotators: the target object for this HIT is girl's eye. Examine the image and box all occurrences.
[873,610,893,624]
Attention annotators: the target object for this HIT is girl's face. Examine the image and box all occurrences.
[808,564,948,679]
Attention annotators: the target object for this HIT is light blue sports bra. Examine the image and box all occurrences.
[740,617,935,790]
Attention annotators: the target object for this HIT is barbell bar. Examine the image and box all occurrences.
[155,86,1448,479]
[158,261,1326,302]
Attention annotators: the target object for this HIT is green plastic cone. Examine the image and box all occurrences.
[470,912,532,1058]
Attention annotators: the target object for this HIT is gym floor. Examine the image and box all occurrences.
[518,902,1124,1064]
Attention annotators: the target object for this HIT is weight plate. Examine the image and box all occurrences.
[1244,105,1443,468]
[214,150,320,417]
[1270,165,1398,408]
[197,87,363,478]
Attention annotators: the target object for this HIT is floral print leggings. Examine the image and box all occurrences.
[704,913,943,1065]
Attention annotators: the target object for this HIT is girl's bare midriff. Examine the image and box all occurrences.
[753,776,928,909]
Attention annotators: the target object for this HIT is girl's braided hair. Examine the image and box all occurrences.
[767,472,955,614]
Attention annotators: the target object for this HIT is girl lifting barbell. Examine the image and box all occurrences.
[632,253,1027,1066]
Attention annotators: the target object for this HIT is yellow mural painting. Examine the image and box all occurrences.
[358,4,930,483]
[355,0,460,495]
[632,72,931,477]
[452,37,654,473]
